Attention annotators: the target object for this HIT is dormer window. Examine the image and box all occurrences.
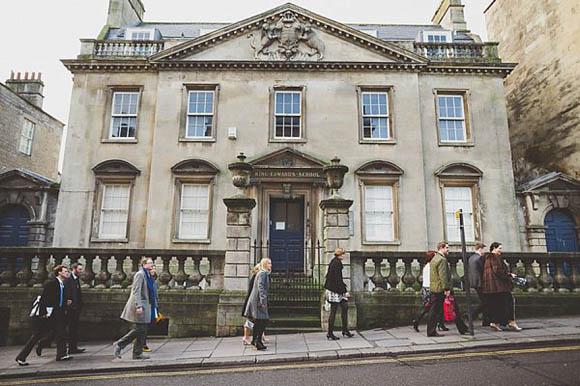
[126,28,155,40]
[423,31,452,43]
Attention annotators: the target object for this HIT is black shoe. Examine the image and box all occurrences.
[255,341,267,351]
[35,345,42,357]
[56,355,73,361]
[342,331,354,338]
[16,359,29,366]
[326,333,340,340]
[437,324,450,331]
[69,348,86,354]
[412,320,419,332]
[427,332,444,337]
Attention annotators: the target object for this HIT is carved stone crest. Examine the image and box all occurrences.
[248,11,325,61]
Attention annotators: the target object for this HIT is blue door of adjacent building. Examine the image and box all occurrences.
[269,197,304,272]
[544,209,579,252]
[0,205,30,247]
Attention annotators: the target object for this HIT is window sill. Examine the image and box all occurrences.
[362,240,401,246]
[269,138,307,143]
[359,139,397,145]
[90,238,129,243]
[438,141,475,147]
[101,139,138,144]
[178,137,216,143]
[172,238,211,244]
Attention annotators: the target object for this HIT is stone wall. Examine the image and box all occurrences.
[485,0,580,183]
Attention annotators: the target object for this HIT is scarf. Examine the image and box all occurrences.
[143,267,157,320]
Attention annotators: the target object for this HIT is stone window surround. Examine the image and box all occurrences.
[358,176,401,245]
[101,85,144,144]
[435,163,483,246]
[356,85,395,144]
[269,85,307,143]
[433,88,474,147]
[179,83,219,143]
[90,159,140,243]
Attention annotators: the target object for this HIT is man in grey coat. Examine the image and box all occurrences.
[468,243,489,326]
[113,258,157,360]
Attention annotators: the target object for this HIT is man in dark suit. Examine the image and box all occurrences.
[15,265,72,365]
[65,262,85,354]
[468,243,489,326]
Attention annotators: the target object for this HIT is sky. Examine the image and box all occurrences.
[0,0,491,124]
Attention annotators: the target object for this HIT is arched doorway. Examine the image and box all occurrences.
[0,205,30,247]
[545,209,580,252]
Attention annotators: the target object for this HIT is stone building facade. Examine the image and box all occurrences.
[0,73,64,246]
[55,0,521,264]
[485,0,580,252]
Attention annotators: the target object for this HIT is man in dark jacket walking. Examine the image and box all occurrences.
[467,243,489,326]
[65,262,85,354]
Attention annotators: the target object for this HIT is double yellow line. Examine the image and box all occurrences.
[5,345,579,385]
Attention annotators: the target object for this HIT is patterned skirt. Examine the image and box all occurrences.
[326,290,347,303]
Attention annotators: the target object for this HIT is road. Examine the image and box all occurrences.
[5,345,580,386]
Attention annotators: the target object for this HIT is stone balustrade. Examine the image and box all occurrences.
[350,251,580,293]
[0,248,225,290]
[79,39,165,57]
[413,42,500,62]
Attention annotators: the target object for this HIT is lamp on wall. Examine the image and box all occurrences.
[323,156,349,199]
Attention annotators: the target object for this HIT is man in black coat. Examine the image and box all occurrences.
[65,262,85,354]
[15,265,72,365]
[468,242,489,326]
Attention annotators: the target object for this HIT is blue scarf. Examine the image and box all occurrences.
[143,267,157,320]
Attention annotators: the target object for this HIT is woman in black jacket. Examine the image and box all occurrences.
[324,248,354,340]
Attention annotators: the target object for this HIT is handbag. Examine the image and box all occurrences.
[29,295,42,318]
[421,287,431,306]
[443,294,456,322]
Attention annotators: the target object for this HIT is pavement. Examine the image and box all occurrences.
[1,316,579,380]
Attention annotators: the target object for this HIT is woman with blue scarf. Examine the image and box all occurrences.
[114,258,158,360]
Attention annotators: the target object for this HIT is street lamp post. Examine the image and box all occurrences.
[457,209,474,336]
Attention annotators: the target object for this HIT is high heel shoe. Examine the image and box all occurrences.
[412,319,419,332]
[437,324,449,331]
[342,331,354,338]
[326,333,340,340]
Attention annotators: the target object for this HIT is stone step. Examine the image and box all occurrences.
[268,314,321,328]
[266,326,322,335]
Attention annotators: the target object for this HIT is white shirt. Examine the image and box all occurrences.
[422,263,430,288]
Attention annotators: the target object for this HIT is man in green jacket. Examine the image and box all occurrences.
[426,242,468,337]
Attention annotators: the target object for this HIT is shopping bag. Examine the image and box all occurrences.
[443,294,456,322]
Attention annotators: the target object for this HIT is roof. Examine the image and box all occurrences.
[0,83,65,127]
[105,22,476,42]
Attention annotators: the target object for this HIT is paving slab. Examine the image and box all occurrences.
[374,339,411,348]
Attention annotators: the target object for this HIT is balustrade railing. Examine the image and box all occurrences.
[92,40,164,57]
[0,248,225,290]
[350,251,580,293]
[413,42,500,62]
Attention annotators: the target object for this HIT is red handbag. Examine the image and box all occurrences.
[443,294,456,322]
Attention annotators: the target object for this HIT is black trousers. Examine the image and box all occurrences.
[252,319,267,344]
[470,288,489,324]
[415,305,446,326]
[16,317,50,361]
[328,300,348,334]
[116,323,149,355]
[50,309,68,358]
[66,308,81,350]
[427,292,467,336]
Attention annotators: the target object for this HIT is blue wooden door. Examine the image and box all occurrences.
[545,209,579,252]
[0,205,30,247]
[269,197,304,272]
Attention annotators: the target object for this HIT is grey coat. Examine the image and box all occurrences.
[468,252,485,289]
[120,269,153,324]
[244,270,270,320]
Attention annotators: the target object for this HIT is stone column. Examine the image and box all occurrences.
[216,196,255,336]
[319,198,356,331]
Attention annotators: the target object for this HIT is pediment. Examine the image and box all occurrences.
[0,169,57,189]
[250,147,327,169]
[92,159,141,176]
[355,160,404,176]
[435,163,483,178]
[518,172,580,192]
[151,4,425,65]
[171,159,219,175]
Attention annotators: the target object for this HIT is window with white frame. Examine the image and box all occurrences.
[361,91,391,140]
[437,94,467,142]
[110,92,139,139]
[364,185,394,241]
[126,28,155,40]
[19,119,35,155]
[186,91,214,138]
[443,186,475,242]
[178,183,210,239]
[274,91,301,138]
[98,184,130,239]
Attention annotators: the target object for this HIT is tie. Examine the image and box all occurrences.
[59,283,63,308]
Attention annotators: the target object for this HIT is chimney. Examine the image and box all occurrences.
[6,71,45,109]
[432,0,470,32]
[106,0,145,28]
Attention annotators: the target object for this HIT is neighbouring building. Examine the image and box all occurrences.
[55,0,521,271]
[0,72,64,247]
[485,0,580,253]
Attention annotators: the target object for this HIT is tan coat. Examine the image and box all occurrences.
[120,269,152,324]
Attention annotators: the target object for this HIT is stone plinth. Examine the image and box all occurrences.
[223,196,255,291]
